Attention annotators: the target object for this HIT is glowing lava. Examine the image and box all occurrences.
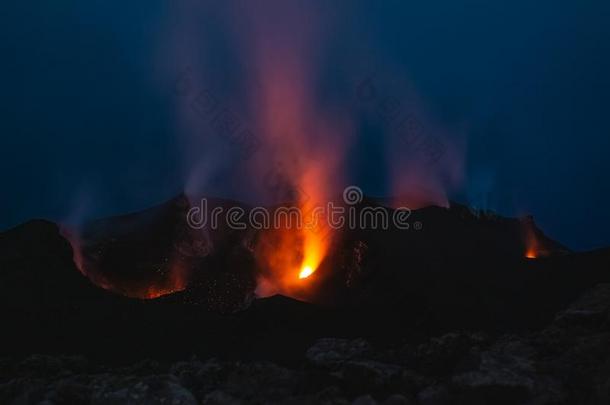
[237,2,348,299]
[60,226,189,300]
[299,265,314,279]
[522,216,541,260]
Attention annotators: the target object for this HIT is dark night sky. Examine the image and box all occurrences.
[1,1,609,250]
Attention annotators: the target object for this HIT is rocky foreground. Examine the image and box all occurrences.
[2,284,609,405]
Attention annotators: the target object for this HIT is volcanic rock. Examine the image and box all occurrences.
[2,282,610,404]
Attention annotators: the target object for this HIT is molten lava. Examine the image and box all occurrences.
[244,22,348,297]
[299,265,314,279]
[522,215,544,260]
[253,201,334,297]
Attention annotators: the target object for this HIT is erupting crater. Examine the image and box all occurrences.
[299,265,314,279]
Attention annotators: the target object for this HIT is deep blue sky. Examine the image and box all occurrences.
[1,1,609,250]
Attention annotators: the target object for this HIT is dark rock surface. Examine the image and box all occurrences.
[2,284,610,404]
[56,195,575,309]
[2,199,610,403]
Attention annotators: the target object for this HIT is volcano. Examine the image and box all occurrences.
[64,195,574,306]
[2,196,610,403]
[2,195,605,330]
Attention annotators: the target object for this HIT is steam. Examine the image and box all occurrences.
[159,1,467,297]
[48,1,470,302]
[353,73,466,208]
[164,2,465,208]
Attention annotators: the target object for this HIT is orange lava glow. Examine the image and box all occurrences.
[251,139,344,298]
[254,195,335,298]
[242,9,348,298]
[60,226,187,299]
[522,216,542,260]
[139,259,187,299]
[299,265,314,279]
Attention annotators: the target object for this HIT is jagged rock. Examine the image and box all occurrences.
[306,339,370,368]
[554,284,610,330]
[352,394,377,405]
[416,385,450,405]
[90,374,197,405]
[170,358,206,389]
[312,385,350,404]
[0,377,48,404]
[202,390,243,405]
[414,332,489,376]
[340,360,404,396]
[2,201,610,404]
[450,337,565,404]
[46,377,92,404]
[171,359,303,402]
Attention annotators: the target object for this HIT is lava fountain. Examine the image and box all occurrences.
[237,2,350,297]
